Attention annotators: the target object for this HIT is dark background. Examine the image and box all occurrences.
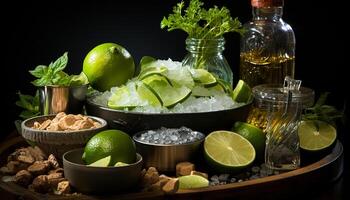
[1,0,348,199]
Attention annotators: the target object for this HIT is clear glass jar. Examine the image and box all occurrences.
[249,77,314,171]
[240,0,295,87]
[182,37,233,87]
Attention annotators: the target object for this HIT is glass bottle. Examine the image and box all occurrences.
[240,0,295,87]
[182,37,233,87]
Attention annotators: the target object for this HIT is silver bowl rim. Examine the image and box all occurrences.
[132,129,205,147]
[63,148,143,169]
[21,114,108,134]
[86,97,252,116]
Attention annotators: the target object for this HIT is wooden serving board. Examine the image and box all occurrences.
[0,136,344,200]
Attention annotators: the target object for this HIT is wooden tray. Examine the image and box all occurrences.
[0,136,344,200]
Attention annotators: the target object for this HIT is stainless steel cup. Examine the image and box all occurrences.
[38,85,88,115]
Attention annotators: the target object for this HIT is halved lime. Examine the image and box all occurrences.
[232,121,266,160]
[178,175,209,189]
[137,82,162,106]
[107,84,141,109]
[232,80,252,103]
[204,131,256,173]
[114,162,129,167]
[88,155,111,167]
[190,69,217,87]
[298,120,337,151]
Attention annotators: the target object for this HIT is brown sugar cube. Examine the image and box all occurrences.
[162,178,179,194]
[48,154,60,169]
[58,115,77,130]
[141,167,159,187]
[190,170,208,179]
[33,122,41,129]
[176,162,195,177]
[6,161,29,174]
[17,154,35,164]
[47,173,65,188]
[57,181,71,194]
[28,161,50,176]
[51,112,66,124]
[48,168,64,175]
[31,175,50,193]
[14,170,33,187]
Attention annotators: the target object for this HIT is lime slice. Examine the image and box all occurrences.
[107,84,141,109]
[138,66,168,80]
[298,120,337,151]
[204,131,256,173]
[165,67,195,89]
[137,82,162,106]
[232,80,252,103]
[232,121,266,160]
[190,69,217,87]
[139,56,156,71]
[217,79,233,95]
[142,73,172,86]
[114,162,129,167]
[143,74,191,107]
[178,175,209,189]
[191,85,224,97]
[88,156,111,167]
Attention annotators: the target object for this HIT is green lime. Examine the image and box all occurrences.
[165,67,195,89]
[138,66,168,80]
[83,130,136,166]
[107,84,140,109]
[298,120,337,151]
[143,74,191,107]
[83,43,135,91]
[88,156,111,167]
[232,121,266,160]
[191,69,217,87]
[204,131,256,173]
[114,162,129,167]
[137,82,162,106]
[232,80,252,103]
[178,175,209,189]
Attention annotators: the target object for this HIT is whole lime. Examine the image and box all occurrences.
[83,43,135,91]
[82,129,136,166]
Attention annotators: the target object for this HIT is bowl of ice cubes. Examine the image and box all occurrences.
[132,127,205,172]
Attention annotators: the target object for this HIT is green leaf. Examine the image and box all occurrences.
[139,56,156,70]
[29,65,48,78]
[16,91,40,119]
[51,52,68,74]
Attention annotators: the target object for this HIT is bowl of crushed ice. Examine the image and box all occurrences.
[86,59,252,133]
[133,126,205,172]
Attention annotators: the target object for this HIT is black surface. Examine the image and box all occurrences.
[1,0,348,199]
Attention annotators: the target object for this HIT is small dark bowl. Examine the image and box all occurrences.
[63,148,143,194]
[86,98,252,134]
[21,115,107,159]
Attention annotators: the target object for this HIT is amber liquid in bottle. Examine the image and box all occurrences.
[240,52,295,88]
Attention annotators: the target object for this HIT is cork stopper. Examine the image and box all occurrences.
[251,0,284,8]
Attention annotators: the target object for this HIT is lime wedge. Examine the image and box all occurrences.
[139,56,156,71]
[107,84,141,109]
[298,120,337,151]
[191,85,224,97]
[232,121,266,160]
[88,155,111,167]
[204,131,256,173]
[114,162,129,167]
[232,80,252,103]
[165,67,195,89]
[217,79,233,95]
[143,74,191,107]
[137,82,162,106]
[190,69,217,87]
[178,175,209,189]
[138,66,168,80]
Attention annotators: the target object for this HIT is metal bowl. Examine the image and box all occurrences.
[63,148,143,194]
[86,98,252,134]
[133,130,205,172]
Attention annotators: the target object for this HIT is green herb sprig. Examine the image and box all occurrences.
[29,52,88,87]
[302,92,344,127]
[16,91,40,119]
[161,0,245,39]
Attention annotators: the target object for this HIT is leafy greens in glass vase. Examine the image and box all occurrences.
[161,0,245,87]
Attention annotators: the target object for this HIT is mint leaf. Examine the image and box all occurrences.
[29,65,48,78]
[51,52,68,74]
[16,91,40,119]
